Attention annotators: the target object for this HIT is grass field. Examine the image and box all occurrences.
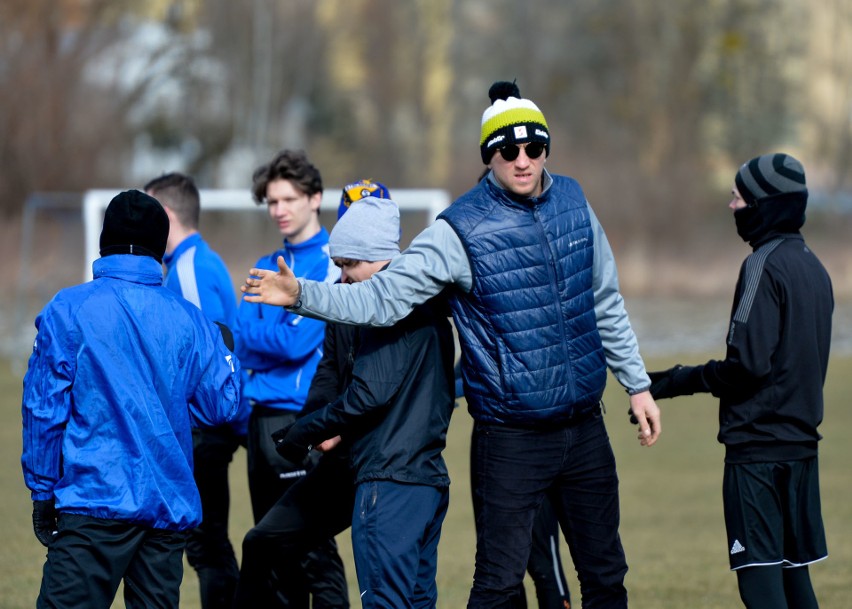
[2,355,850,608]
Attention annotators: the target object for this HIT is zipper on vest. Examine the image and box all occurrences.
[533,207,576,397]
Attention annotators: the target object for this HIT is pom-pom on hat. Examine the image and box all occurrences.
[329,197,400,262]
[99,190,169,263]
[480,80,550,164]
[338,179,391,220]
[735,153,807,206]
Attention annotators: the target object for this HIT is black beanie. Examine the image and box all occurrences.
[99,190,169,263]
[734,153,806,206]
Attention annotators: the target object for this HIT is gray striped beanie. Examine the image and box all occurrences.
[735,153,806,206]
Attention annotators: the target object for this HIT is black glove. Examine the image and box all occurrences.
[648,365,707,400]
[628,407,639,425]
[32,499,57,547]
[271,422,312,466]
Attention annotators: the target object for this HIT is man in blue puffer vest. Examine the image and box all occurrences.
[242,81,661,609]
[22,189,241,609]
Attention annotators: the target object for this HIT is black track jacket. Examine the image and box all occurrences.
[701,232,833,463]
[287,295,456,486]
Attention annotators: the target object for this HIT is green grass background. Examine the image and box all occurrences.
[2,356,850,608]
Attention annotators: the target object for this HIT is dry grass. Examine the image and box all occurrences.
[2,356,850,608]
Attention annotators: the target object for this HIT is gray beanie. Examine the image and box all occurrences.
[735,153,806,206]
[329,196,400,261]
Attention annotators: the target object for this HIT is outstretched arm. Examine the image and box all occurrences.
[244,220,471,326]
[242,255,300,307]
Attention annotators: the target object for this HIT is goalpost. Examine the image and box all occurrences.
[82,188,452,281]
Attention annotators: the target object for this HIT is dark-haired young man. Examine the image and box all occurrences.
[22,190,240,609]
[144,172,247,609]
[647,153,831,609]
[235,150,347,607]
[234,178,390,609]
[243,82,661,609]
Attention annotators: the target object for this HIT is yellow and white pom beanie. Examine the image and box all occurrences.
[479,80,550,164]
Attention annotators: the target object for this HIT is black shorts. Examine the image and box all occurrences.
[722,457,827,570]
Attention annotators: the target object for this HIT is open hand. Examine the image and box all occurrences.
[242,255,300,307]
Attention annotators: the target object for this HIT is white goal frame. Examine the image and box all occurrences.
[82,188,451,281]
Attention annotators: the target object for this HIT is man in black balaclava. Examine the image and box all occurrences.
[645,153,833,609]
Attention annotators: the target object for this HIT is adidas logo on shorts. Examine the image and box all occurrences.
[730,539,746,555]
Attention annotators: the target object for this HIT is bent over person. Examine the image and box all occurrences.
[243,80,661,609]
[274,195,456,608]
[233,178,390,608]
[646,153,832,609]
[22,190,241,609]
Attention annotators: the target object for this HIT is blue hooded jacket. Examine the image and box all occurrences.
[21,254,241,531]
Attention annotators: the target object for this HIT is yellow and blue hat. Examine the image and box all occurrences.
[338,179,391,219]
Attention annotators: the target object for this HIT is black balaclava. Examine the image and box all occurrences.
[733,153,807,247]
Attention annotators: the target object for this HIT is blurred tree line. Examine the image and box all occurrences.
[2,0,851,266]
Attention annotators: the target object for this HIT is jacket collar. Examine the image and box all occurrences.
[92,254,164,286]
[485,168,554,208]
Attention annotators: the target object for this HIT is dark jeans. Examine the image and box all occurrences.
[38,513,186,609]
[238,413,353,609]
[352,481,449,609]
[185,425,245,609]
[468,411,627,609]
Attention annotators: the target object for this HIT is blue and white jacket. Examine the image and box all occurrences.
[164,232,238,328]
[235,228,339,412]
[164,232,249,435]
[21,254,241,530]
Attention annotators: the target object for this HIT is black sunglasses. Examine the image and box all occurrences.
[497,142,545,162]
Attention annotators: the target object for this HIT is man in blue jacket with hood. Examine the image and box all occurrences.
[22,189,241,609]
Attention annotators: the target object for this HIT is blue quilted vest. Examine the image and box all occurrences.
[439,175,607,424]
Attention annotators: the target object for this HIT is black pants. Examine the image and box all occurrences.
[235,451,355,608]
[469,413,627,609]
[38,513,186,609]
[471,431,572,609]
[245,406,350,608]
[185,425,245,609]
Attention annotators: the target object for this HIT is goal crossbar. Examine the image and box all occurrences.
[82,188,451,281]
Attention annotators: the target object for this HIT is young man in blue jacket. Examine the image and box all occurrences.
[234,178,390,609]
[234,149,347,607]
[145,172,247,609]
[275,195,456,608]
[243,81,661,609]
[22,190,241,609]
